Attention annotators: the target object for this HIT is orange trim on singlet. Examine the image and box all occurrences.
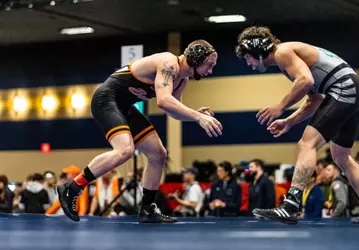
[108,130,131,142]
[105,125,130,139]
[133,125,154,141]
[129,61,154,85]
[135,130,157,146]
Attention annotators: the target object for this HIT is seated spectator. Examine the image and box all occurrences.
[57,172,67,185]
[301,172,324,219]
[323,163,348,218]
[205,161,241,217]
[268,175,286,208]
[43,171,57,205]
[349,153,359,223]
[46,165,89,216]
[118,171,143,215]
[89,169,120,216]
[19,173,50,214]
[0,175,14,213]
[171,167,203,217]
[316,158,330,201]
[12,176,31,213]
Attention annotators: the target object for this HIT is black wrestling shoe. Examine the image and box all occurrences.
[138,203,177,223]
[253,199,299,225]
[57,182,82,222]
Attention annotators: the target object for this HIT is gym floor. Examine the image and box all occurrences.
[0,214,357,250]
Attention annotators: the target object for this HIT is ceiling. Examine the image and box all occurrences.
[0,0,358,45]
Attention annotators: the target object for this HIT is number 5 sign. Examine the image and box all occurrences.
[121,45,144,66]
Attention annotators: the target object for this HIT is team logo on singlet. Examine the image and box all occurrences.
[128,87,149,100]
[319,48,339,59]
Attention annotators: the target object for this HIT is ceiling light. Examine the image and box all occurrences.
[60,27,94,35]
[205,15,246,23]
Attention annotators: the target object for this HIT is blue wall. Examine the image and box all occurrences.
[0,33,168,89]
[1,23,359,150]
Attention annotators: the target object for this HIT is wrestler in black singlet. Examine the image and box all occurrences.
[91,60,184,145]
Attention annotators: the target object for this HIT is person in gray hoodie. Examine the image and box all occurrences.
[324,163,348,217]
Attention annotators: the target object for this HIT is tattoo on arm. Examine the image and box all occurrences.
[161,61,177,87]
[291,165,314,190]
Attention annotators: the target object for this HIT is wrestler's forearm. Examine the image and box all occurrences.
[286,95,323,126]
[279,77,314,110]
[157,95,201,122]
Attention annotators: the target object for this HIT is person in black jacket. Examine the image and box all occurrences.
[205,161,241,216]
[19,173,50,214]
[0,175,13,213]
[248,159,275,215]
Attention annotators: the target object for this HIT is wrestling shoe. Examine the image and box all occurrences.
[138,203,177,223]
[253,196,299,225]
[57,181,82,222]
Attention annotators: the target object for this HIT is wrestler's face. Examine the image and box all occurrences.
[196,53,217,77]
[244,54,260,70]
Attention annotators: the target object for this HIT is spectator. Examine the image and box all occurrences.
[171,167,203,216]
[205,161,241,216]
[268,175,286,208]
[57,172,67,185]
[43,171,57,205]
[89,169,120,216]
[349,154,359,223]
[118,171,143,215]
[19,173,50,214]
[46,165,89,215]
[248,159,275,215]
[301,172,324,219]
[0,175,13,213]
[316,158,330,201]
[324,163,348,218]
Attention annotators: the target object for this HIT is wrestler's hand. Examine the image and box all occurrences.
[257,104,284,126]
[267,119,291,137]
[198,114,223,137]
[198,107,214,117]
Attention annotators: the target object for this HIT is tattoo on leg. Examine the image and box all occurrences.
[161,61,178,87]
[291,165,314,190]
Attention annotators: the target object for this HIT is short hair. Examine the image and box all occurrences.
[32,173,45,182]
[218,161,233,175]
[235,26,280,57]
[324,162,340,171]
[316,158,329,167]
[249,159,265,169]
[0,175,9,186]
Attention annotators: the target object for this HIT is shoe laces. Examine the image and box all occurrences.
[71,194,78,211]
[151,203,171,219]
